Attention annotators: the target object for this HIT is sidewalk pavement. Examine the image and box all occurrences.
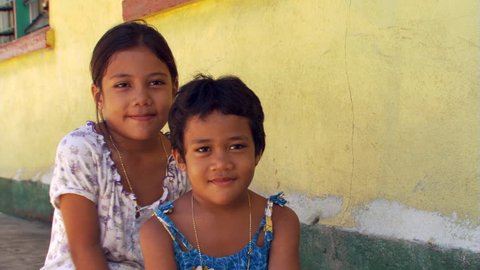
[0,212,51,270]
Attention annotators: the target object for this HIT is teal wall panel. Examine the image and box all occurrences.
[0,177,52,222]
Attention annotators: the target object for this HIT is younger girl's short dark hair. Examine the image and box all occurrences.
[168,74,265,159]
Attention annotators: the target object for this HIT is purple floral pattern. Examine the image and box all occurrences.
[42,121,189,270]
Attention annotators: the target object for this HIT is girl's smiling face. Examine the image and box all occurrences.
[94,45,175,141]
[175,110,261,206]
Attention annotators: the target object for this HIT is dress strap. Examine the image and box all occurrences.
[153,202,176,240]
[153,202,192,250]
[264,192,287,242]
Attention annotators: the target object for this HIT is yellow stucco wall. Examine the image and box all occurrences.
[147,0,480,225]
[0,0,478,238]
[0,0,123,179]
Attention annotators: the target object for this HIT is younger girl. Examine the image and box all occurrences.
[140,75,300,269]
[42,21,188,269]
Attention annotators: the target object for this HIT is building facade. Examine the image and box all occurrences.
[0,0,479,268]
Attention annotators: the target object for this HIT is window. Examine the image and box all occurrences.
[0,0,51,61]
[0,0,14,43]
[0,0,49,45]
[25,0,49,34]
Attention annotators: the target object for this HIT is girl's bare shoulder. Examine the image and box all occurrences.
[270,195,299,230]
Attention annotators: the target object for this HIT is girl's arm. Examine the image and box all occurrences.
[59,194,109,270]
[140,216,178,270]
[268,205,301,270]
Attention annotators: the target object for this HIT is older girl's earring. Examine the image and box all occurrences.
[99,107,105,122]
[180,163,186,170]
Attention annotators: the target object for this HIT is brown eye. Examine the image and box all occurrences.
[230,144,246,150]
[195,146,210,153]
[114,82,129,88]
[150,80,166,87]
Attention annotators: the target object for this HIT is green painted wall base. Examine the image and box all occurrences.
[0,177,53,223]
[300,224,480,269]
[0,177,479,269]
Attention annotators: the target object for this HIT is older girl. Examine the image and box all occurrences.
[42,21,188,269]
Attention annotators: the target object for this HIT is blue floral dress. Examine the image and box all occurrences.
[154,193,287,270]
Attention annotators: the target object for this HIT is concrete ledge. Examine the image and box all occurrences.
[0,177,53,223]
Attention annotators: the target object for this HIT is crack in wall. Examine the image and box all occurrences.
[340,0,355,226]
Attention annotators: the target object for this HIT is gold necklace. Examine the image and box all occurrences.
[191,192,252,270]
[109,133,167,217]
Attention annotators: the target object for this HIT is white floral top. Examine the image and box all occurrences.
[42,121,189,270]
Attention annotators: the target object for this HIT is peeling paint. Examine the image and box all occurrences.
[9,167,53,184]
[13,169,24,181]
[352,199,480,252]
[32,167,53,185]
[286,194,480,253]
[286,194,343,225]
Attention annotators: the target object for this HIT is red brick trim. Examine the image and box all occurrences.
[122,0,193,21]
[0,27,53,61]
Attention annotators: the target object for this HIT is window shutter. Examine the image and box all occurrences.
[14,0,29,38]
